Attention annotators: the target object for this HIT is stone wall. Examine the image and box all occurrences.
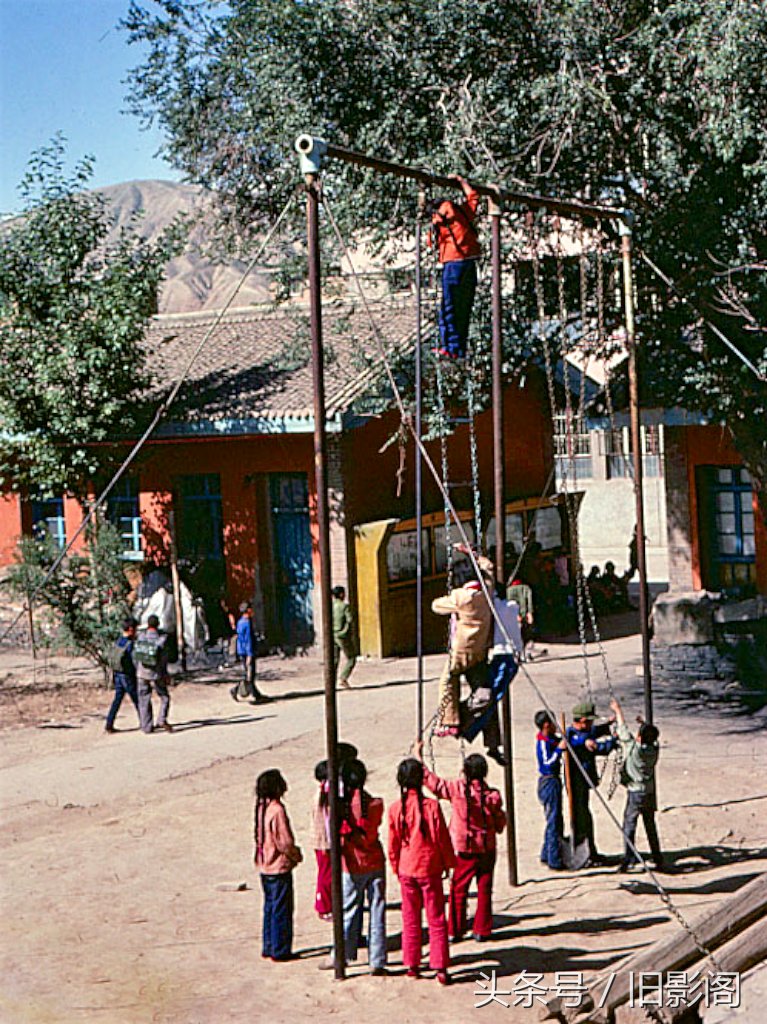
[652,591,767,685]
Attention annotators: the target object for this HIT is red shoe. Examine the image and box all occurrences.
[406,967,420,979]
[436,971,450,985]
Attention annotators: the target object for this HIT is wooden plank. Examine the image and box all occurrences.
[654,916,767,1024]
[542,872,767,1023]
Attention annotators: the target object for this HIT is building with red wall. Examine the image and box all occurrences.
[664,423,766,598]
[0,300,555,649]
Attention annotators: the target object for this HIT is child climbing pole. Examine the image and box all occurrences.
[430,174,481,359]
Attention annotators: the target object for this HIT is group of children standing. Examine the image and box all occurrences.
[255,744,506,981]
[254,694,662,975]
[535,696,663,873]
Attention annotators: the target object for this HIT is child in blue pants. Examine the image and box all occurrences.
[535,711,567,871]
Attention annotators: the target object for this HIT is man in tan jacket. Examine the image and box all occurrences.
[431,545,494,736]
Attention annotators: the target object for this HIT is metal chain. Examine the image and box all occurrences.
[530,213,594,698]
[466,346,483,549]
[597,226,635,484]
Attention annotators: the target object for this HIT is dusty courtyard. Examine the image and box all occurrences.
[1,620,766,1024]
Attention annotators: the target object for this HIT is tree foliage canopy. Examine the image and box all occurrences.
[124,0,766,482]
[0,138,185,498]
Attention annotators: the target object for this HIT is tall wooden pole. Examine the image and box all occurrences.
[415,198,425,739]
[167,509,186,672]
[305,173,346,979]
[489,196,518,886]
[621,220,653,724]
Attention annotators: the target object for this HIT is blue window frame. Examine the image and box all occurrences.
[701,466,756,592]
[30,497,65,550]
[106,477,143,560]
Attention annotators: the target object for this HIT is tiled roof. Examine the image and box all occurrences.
[145,299,417,433]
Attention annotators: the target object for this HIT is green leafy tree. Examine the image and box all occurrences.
[124,0,766,502]
[5,519,131,681]
[0,137,185,498]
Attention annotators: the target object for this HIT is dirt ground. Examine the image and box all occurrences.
[1,617,766,1024]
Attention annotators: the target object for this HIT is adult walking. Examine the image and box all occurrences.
[104,617,140,733]
[332,586,357,689]
[231,603,268,703]
[134,614,173,734]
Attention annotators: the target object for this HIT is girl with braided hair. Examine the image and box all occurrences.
[254,769,302,962]
[416,745,506,942]
[320,759,388,974]
[387,758,455,984]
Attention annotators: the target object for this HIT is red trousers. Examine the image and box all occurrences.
[399,873,449,970]
[449,850,496,939]
[315,850,332,917]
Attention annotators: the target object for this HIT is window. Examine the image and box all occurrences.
[699,466,756,593]
[177,473,224,562]
[106,477,143,560]
[642,425,663,478]
[606,425,663,479]
[386,529,432,583]
[554,413,592,482]
[30,496,65,549]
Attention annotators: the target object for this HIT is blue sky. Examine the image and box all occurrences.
[0,0,177,213]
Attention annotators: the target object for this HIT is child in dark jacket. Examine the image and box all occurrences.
[417,745,506,941]
[610,698,664,872]
[535,711,567,870]
[388,758,456,984]
[254,769,303,961]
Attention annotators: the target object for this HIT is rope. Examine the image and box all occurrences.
[0,189,300,654]
[320,192,721,968]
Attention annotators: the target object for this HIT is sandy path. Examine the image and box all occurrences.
[1,632,766,1024]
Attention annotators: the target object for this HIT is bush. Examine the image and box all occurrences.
[6,519,132,683]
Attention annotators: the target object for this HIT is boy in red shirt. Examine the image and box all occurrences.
[430,174,482,360]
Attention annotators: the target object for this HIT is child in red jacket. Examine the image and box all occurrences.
[388,758,456,984]
[429,173,482,360]
[321,759,388,974]
[417,746,506,941]
[254,769,303,962]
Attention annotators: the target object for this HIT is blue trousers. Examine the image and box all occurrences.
[340,870,387,969]
[261,872,294,960]
[105,672,139,730]
[438,259,477,358]
[462,654,518,743]
[538,775,564,869]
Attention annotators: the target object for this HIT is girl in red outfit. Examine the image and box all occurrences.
[418,749,506,941]
[311,760,333,920]
[254,769,303,962]
[387,758,456,984]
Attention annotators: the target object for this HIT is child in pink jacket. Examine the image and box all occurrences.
[417,748,506,941]
[254,769,303,961]
[387,758,456,984]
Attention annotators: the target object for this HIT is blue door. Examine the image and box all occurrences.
[270,474,314,647]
